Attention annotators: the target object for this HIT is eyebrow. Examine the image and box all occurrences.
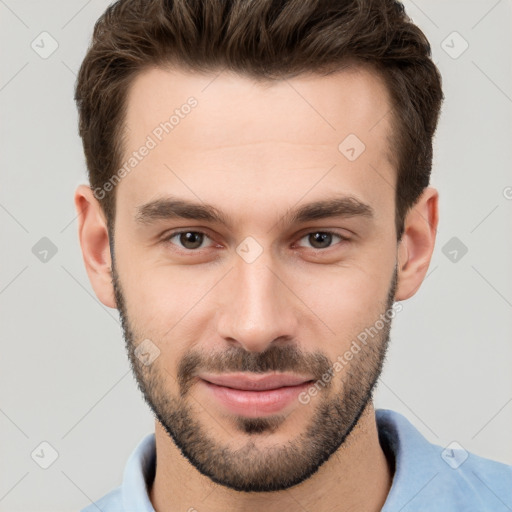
[134,195,374,229]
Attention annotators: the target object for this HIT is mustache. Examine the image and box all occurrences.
[177,343,333,397]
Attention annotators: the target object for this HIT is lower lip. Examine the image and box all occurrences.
[200,379,312,417]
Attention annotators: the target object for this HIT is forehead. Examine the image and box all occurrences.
[118,64,395,218]
[124,63,393,147]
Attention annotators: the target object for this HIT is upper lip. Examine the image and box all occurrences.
[199,372,314,391]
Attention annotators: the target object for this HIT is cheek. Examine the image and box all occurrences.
[297,261,395,342]
[117,261,218,349]
[303,267,394,344]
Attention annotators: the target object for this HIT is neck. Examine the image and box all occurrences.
[149,401,393,512]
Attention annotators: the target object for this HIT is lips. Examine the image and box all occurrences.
[198,372,313,418]
[198,373,315,417]
[199,372,314,391]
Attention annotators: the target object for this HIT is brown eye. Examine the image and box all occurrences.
[296,231,346,250]
[166,231,209,250]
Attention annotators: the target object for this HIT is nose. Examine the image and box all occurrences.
[216,250,299,353]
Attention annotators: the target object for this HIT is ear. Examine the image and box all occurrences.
[74,184,117,309]
[395,187,439,301]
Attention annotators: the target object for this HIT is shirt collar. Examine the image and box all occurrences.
[122,431,157,511]
[376,408,442,510]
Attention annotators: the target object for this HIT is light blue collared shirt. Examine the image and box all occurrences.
[81,409,512,511]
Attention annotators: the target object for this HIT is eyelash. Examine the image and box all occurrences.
[162,229,349,252]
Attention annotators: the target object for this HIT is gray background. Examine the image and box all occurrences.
[1,0,511,510]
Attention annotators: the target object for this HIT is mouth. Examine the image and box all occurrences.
[197,372,315,417]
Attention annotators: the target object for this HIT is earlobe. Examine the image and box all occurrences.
[74,184,117,309]
[395,187,439,301]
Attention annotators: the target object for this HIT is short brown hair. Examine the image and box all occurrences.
[75,0,443,240]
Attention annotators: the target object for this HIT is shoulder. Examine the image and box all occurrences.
[447,447,512,508]
[377,408,512,511]
[80,485,123,512]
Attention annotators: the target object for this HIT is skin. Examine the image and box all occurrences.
[75,64,438,512]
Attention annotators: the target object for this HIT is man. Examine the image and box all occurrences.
[74,0,512,510]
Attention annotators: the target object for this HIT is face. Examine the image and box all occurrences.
[109,65,400,492]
